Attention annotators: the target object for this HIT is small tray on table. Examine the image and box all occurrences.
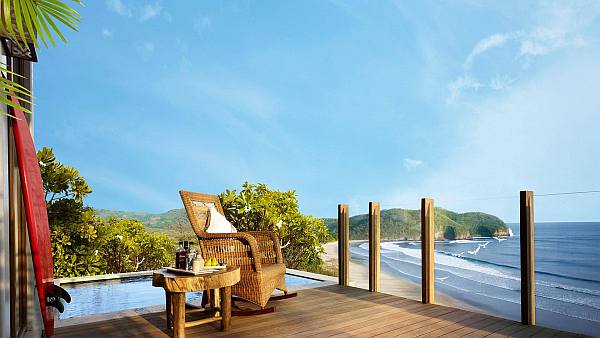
[165,266,227,275]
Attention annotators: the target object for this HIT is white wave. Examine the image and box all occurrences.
[493,237,507,242]
[467,246,481,255]
[436,276,449,281]
[380,242,519,282]
[449,239,490,244]
[442,281,600,323]
[508,228,514,237]
[467,241,490,255]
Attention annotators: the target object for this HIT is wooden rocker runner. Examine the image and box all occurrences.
[180,190,297,316]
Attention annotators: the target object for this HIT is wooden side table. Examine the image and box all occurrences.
[152,266,241,338]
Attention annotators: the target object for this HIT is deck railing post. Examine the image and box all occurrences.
[368,202,380,292]
[338,204,350,286]
[520,191,536,325]
[421,198,435,304]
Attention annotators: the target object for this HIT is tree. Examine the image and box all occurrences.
[101,218,173,274]
[219,182,331,272]
[1,0,82,114]
[38,147,174,277]
[38,147,104,277]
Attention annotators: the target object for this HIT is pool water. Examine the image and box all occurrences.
[59,274,319,319]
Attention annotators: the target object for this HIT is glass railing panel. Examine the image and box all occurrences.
[534,193,600,336]
[377,204,423,302]
[425,198,521,320]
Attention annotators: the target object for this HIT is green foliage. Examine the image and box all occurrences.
[50,206,104,277]
[219,182,331,272]
[101,218,173,274]
[1,0,82,48]
[39,147,175,277]
[38,147,92,204]
[325,208,508,240]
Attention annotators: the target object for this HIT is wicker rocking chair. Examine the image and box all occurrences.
[179,190,297,315]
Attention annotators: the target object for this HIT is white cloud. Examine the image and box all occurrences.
[101,28,113,38]
[391,51,600,221]
[447,75,483,103]
[194,17,212,34]
[518,2,596,58]
[403,158,424,170]
[464,33,513,68]
[163,11,173,23]
[106,0,132,17]
[489,75,514,91]
[158,71,280,122]
[140,3,162,22]
[143,42,155,53]
[136,41,155,55]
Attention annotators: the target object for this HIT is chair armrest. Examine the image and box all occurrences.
[247,231,284,264]
[198,232,263,272]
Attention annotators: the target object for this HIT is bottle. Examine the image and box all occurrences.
[181,241,190,270]
[175,241,186,269]
[192,252,204,272]
[186,245,197,271]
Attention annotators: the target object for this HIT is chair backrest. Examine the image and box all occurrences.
[179,190,225,236]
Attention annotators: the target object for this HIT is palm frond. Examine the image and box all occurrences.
[0,0,82,116]
[1,0,82,47]
[0,63,32,115]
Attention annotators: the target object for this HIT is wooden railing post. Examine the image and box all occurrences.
[368,202,380,292]
[520,191,536,325]
[338,204,349,286]
[421,198,434,304]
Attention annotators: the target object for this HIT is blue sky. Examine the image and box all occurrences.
[35,1,600,222]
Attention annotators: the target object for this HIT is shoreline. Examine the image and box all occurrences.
[321,240,600,337]
[321,241,477,311]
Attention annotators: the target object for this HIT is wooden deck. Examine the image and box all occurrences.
[55,285,586,337]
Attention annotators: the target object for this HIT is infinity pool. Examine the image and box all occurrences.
[59,274,319,319]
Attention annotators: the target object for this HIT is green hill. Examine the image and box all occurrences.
[96,207,508,241]
[323,208,508,240]
[95,208,190,230]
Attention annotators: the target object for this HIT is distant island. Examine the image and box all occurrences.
[96,207,509,241]
[323,208,509,240]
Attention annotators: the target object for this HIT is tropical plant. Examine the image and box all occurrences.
[38,147,175,277]
[219,182,331,273]
[101,218,173,274]
[0,0,82,114]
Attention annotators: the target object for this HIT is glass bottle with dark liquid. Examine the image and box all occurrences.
[175,241,187,269]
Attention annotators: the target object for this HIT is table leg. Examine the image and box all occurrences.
[165,291,172,329]
[202,290,209,308]
[172,292,186,338]
[210,289,220,316]
[220,286,232,331]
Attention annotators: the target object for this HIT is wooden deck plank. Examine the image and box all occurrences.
[460,317,521,338]
[299,300,430,337]
[54,285,584,338]
[417,313,490,337]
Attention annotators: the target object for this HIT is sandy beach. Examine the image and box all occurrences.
[321,241,477,311]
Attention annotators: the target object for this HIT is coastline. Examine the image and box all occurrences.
[321,241,477,311]
[321,239,600,337]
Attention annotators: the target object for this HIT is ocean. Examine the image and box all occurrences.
[350,222,600,337]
